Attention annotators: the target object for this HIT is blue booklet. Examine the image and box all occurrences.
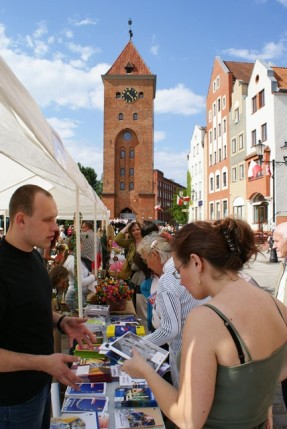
[114,386,157,408]
[65,382,106,397]
[61,396,109,414]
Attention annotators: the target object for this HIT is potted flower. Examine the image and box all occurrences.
[90,277,134,311]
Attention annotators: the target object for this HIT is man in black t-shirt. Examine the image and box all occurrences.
[0,184,96,429]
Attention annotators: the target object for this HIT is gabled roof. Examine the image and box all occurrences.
[272,67,287,89]
[224,61,254,84]
[106,40,152,75]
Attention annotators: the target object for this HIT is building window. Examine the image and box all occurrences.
[259,89,265,108]
[119,113,124,120]
[213,103,216,117]
[223,145,227,159]
[223,119,226,133]
[120,168,125,176]
[238,133,244,150]
[222,96,226,109]
[213,80,216,92]
[218,123,221,137]
[209,130,212,143]
[133,113,138,120]
[239,164,244,180]
[254,204,267,224]
[234,108,239,123]
[251,130,257,147]
[217,98,221,112]
[219,148,222,162]
[232,138,237,154]
[261,123,267,142]
[120,182,125,190]
[216,174,220,189]
[139,92,144,99]
[120,150,125,159]
[209,153,212,166]
[209,110,212,122]
[232,167,237,182]
[216,76,220,89]
[129,150,134,159]
[233,205,243,219]
[252,96,257,113]
[210,177,214,191]
[123,131,132,141]
[129,182,134,190]
[213,127,217,140]
[223,200,228,217]
[129,168,134,176]
[210,203,214,220]
[216,202,220,220]
[116,92,121,99]
[222,171,227,187]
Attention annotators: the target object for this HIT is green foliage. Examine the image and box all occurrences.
[169,185,189,225]
[78,162,102,196]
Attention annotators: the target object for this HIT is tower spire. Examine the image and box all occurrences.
[128,18,133,40]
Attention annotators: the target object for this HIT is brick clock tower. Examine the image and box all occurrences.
[101,31,156,221]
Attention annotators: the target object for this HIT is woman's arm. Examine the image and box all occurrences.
[123,307,217,428]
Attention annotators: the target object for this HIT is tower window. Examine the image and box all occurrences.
[129,168,134,176]
[116,92,121,99]
[120,182,125,190]
[133,113,138,120]
[119,113,124,120]
[139,92,144,99]
[123,131,132,141]
[120,168,125,176]
[125,61,134,73]
[129,182,134,190]
[129,150,135,159]
[120,150,126,159]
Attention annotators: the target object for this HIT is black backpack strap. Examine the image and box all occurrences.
[204,304,245,364]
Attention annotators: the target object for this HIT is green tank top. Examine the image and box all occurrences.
[202,303,287,429]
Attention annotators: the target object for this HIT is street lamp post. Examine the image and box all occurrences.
[254,140,287,262]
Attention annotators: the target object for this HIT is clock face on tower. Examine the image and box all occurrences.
[122,87,138,103]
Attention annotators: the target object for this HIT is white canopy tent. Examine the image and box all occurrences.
[0,56,109,316]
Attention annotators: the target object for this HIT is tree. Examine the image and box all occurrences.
[169,186,189,225]
[77,163,102,196]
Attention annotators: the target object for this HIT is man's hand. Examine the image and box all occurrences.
[60,316,97,349]
[42,354,82,390]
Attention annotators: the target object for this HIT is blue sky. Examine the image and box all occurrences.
[1,0,287,186]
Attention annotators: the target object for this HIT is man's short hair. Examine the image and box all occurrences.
[82,220,93,230]
[9,184,52,221]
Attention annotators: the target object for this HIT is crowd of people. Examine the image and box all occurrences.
[0,184,287,428]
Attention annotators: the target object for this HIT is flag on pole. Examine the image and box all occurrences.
[182,196,191,202]
[154,204,163,211]
[265,162,273,177]
[176,195,184,206]
[248,160,262,178]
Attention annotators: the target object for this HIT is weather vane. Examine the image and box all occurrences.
[128,18,133,40]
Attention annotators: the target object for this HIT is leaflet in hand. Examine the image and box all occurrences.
[109,332,169,372]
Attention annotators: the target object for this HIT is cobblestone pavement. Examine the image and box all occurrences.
[243,249,287,429]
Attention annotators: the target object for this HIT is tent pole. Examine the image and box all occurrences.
[75,187,83,318]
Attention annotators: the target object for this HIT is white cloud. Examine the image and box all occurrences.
[154,149,188,186]
[67,42,101,62]
[48,117,79,139]
[72,18,99,27]
[277,0,287,6]
[154,131,166,142]
[155,84,205,116]
[150,34,159,56]
[223,40,286,61]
